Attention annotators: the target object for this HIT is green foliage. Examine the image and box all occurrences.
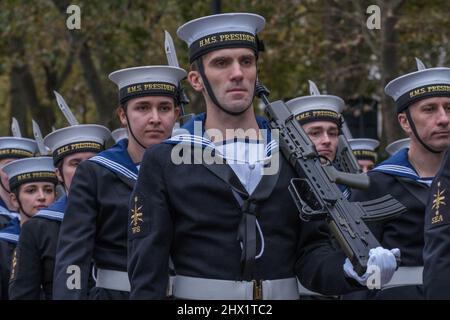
[0,0,448,139]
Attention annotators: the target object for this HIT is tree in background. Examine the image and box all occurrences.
[0,0,448,148]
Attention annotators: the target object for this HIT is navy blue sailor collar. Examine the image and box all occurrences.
[372,148,433,186]
[0,217,20,244]
[165,112,278,156]
[34,195,67,222]
[89,139,139,181]
[0,197,19,220]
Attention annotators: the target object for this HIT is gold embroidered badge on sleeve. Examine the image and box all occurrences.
[432,181,446,224]
[130,196,143,234]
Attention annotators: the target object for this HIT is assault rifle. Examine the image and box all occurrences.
[256,83,404,275]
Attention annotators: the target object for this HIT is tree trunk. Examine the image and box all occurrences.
[78,40,114,127]
[379,1,406,145]
[324,0,343,95]
[8,36,55,136]
[51,0,114,127]
[9,65,29,137]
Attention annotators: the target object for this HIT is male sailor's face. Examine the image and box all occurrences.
[120,96,180,147]
[190,48,257,114]
[399,97,450,152]
[302,121,339,162]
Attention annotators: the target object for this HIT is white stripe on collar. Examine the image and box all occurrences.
[168,134,216,149]
[417,179,433,187]
[0,206,19,219]
[373,164,433,187]
[374,164,418,176]
[35,209,64,220]
[170,133,278,155]
[0,232,19,243]
[90,156,138,180]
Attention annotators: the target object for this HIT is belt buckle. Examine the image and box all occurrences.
[252,279,263,300]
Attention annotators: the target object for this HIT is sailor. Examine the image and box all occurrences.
[286,80,355,201]
[285,81,353,298]
[348,138,380,172]
[9,115,110,299]
[0,130,37,228]
[53,65,186,299]
[1,157,58,299]
[286,80,345,165]
[349,58,450,299]
[128,12,399,300]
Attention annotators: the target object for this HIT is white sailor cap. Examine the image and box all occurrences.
[348,138,380,162]
[385,138,411,156]
[177,13,265,63]
[111,128,128,143]
[44,124,111,165]
[109,66,187,105]
[3,157,58,190]
[286,80,345,126]
[385,58,450,113]
[0,137,37,160]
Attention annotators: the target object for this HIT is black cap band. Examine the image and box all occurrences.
[396,83,450,113]
[53,141,104,165]
[295,110,342,126]
[9,171,58,191]
[0,148,33,159]
[353,149,377,162]
[119,82,178,105]
[189,31,259,63]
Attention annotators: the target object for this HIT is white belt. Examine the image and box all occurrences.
[383,266,423,289]
[96,268,131,292]
[172,275,299,300]
[297,279,324,296]
[167,276,175,296]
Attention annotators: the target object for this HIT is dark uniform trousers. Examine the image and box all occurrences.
[53,160,133,299]
[348,171,428,299]
[128,143,362,299]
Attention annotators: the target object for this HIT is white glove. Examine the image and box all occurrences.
[343,246,400,289]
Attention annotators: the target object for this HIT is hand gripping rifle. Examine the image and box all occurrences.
[255,82,404,275]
